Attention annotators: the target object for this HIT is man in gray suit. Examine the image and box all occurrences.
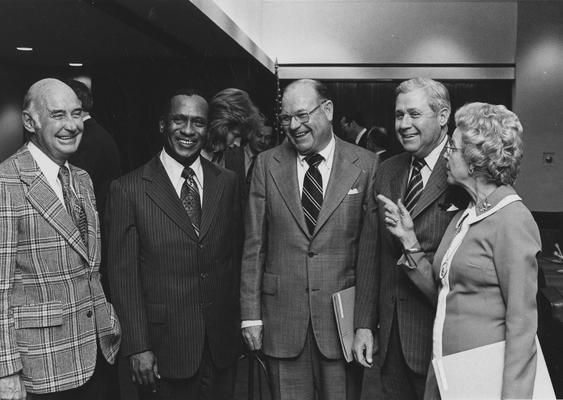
[353,77,467,399]
[240,79,378,400]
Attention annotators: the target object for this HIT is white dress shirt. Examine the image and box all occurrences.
[408,134,448,188]
[159,149,204,205]
[27,142,72,208]
[242,134,336,329]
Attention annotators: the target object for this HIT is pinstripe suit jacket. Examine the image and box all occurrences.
[240,137,378,359]
[355,150,466,375]
[0,146,121,394]
[106,155,242,379]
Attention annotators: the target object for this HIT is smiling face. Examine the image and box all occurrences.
[24,81,84,165]
[161,94,208,165]
[281,82,333,155]
[395,88,448,159]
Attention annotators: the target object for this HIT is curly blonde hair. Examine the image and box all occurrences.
[455,102,523,186]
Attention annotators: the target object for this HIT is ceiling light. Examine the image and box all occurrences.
[68,63,83,67]
[16,47,33,51]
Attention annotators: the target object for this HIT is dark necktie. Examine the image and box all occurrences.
[181,167,202,236]
[246,154,257,186]
[302,153,324,235]
[404,158,425,214]
[58,166,88,245]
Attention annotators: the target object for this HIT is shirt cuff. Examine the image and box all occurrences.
[241,320,263,328]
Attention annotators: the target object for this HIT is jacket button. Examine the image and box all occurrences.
[200,272,208,279]
[308,251,315,257]
[86,310,93,318]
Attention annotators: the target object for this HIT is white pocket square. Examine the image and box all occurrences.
[446,204,460,212]
[348,188,360,195]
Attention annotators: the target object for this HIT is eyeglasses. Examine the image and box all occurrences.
[445,141,460,155]
[279,100,328,127]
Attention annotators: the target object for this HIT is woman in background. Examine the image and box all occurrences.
[202,88,263,166]
[379,102,541,399]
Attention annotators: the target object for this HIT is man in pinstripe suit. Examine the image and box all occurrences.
[0,79,121,399]
[354,78,467,399]
[106,89,242,399]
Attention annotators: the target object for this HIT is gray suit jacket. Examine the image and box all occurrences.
[355,150,467,374]
[240,137,378,359]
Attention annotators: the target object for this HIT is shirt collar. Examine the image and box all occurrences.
[27,141,71,184]
[355,128,367,144]
[160,149,203,186]
[82,114,92,122]
[297,133,336,169]
[244,144,254,160]
[413,134,448,171]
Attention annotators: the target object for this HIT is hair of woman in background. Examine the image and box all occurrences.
[202,88,264,166]
[378,102,542,399]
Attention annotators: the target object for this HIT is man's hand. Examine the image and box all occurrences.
[353,328,378,368]
[0,373,26,400]
[242,325,263,351]
[129,351,160,392]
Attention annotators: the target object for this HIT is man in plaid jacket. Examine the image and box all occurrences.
[0,79,121,399]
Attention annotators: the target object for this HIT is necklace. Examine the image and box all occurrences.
[477,198,492,213]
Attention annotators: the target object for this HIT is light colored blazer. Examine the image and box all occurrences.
[240,137,378,359]
[405,185,541,399]
[0,146,121,394]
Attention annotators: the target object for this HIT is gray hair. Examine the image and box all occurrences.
[455,102,523,186]
[395,77,451,115]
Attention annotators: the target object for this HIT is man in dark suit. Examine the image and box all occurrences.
[340,113,389,161]
[241,79,378,400]
[0,78,120,399]
[224,122,275,202]
[67,79,121,222]
[106,89,242,399]
[353,77,467,399]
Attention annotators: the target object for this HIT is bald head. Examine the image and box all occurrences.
[23,78,84,165]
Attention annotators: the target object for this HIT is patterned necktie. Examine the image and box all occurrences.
[404,158,425,213]
[246,154,257,186]
[181,167,202,236]
[302,153,324,235]
[58,166,88,245]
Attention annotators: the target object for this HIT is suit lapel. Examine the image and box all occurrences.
[314,139,362,236]
[72,169,99,268]
[17,150,89,261]
[390,153,411,204]
[410,149,448,220]
[269,143,309,237]
[199,158,225,240]
[143,157,199,242]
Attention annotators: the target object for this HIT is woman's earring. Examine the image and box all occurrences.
[468,166,474,176]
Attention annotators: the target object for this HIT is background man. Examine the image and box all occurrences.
[106,89,242,399]
[67,79,121,224]
[224,120,275,201]
[340,113,390,161]
[354,77,467,399]
[0,78,121,399]
[241,79,378,400]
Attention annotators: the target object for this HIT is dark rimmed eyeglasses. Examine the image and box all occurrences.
[279,100,328,127]
[445,140,460,155]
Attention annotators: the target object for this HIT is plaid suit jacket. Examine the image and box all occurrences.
[0,146,121,394]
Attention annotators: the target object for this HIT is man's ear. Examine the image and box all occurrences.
[323,100,334,123]
[22,110,37,134]
[159,118,165,134]
[438,108,451,128]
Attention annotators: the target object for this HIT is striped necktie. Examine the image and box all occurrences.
[58,166,88,246]
[246,154,257,186]
[181,167,202,236]
[302,153,324,235]
[404,158,425,214]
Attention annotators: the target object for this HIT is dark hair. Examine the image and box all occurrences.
[66,80,93,112]
[160,88,205,118]
[341,111,365,127]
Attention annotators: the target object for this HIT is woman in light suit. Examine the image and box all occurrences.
[378,102,541,399]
